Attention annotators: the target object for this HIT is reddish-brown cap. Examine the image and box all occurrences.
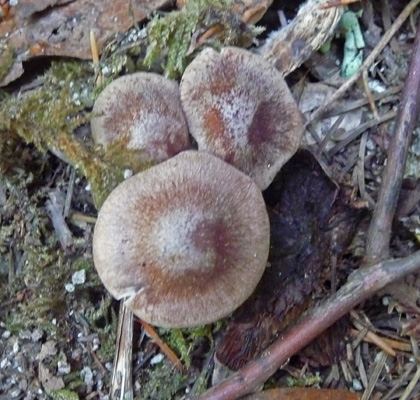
[180,47,303,190]
[91,72,191,163]
[93,151,270,328]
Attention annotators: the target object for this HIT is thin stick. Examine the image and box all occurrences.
[398,364,420,400]
[350,329,412,352]
[365,13,420,261]
[196,251,420,400]
[90,30,103,87]
[360,351,387,400]
[351,320,396,357]
[139,320,185,373]
[308,0,420,124]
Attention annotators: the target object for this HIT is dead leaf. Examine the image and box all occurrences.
[299,82,363,149]
[39,362,65,392]
[0,0,171,86]
[36,340,57,362]
[243,387,360,400]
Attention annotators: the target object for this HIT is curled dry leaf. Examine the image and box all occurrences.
[91,72,191,165]
[180,46,303,190]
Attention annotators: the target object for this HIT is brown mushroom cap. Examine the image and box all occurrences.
[180,47,303,190]
[93,150,270,328]
[91,72,191,163]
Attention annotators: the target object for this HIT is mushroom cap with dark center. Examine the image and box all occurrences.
[180,46,303,190]
[91,72,191,163]
[93,150,270,328]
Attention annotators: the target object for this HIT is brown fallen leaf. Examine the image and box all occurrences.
[0,0,171,86]
[39,362,65,392]
[243,387,361,400]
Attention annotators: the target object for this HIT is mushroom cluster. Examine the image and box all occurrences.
[92,46,303,328]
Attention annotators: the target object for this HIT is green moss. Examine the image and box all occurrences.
[49,389,80,400]
[286,372,322,387]
[0,43,14,81]
[145,0,259,78]
[0,60,152,208]
[84,294,118,362]
[139,363,187,400]
[160,321,224,368]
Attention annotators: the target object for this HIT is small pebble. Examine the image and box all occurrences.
[72,269,86,285]
[352,378,363,391]
[57,360,71,375]
[65,283,75,293]
[1,358,9,369]
[81,366,93,386]
[13,341,19,354]
[150,353,164,365]
[31,329,43,342]
[2,330,11,339]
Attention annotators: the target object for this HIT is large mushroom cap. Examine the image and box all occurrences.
[91,72,191,163]
[93,151,270,328]
[180,47,303,190]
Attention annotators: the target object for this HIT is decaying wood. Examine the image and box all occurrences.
[258,0,345,76]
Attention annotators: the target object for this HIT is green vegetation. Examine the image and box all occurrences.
[145,0,261,78]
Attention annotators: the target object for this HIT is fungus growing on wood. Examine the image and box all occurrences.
[92,150,270,328]
[91,72,191,164]
[180,46,303,190]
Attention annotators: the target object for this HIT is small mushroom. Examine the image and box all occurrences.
[91,72,191,164]
[93,150,270,328]
[180,46,303,190]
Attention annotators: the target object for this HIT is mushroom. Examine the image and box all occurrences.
[180,46,303,190]
[91,72,191,164]
[93,150,270,328]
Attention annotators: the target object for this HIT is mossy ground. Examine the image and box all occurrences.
[0,1,249,397]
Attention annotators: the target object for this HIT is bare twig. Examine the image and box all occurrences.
[360,351,387,400]
[351,317,396,356]
[366,14,420,261]
[327,110,396,157]
[398,364,420,400]
[196,251,420,400]
[140,320,185,373]
[90,30,103,87]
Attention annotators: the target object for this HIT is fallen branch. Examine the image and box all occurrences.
[196,251,420,400]
[366,11,420,260]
